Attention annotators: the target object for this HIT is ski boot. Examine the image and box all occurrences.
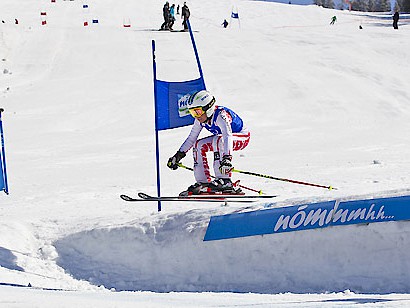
[207,178,242,194]
[179,182,210,197]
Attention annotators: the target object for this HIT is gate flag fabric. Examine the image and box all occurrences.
[155,78,205,131]
[230,7,241,28]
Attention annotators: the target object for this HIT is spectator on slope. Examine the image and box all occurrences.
[160,1,170,30]
[181,2,190,31]
[393,11,399,30]
[169,4,176,30]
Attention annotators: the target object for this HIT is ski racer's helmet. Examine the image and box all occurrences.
[188,90,216,119]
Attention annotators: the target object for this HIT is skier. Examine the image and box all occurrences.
[181,2,190,31]
[222,19,229,28]
[330,15,337,25]
[167,90,251,196]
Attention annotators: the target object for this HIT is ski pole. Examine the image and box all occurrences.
[177,163,263,194]
[232,168,336,190]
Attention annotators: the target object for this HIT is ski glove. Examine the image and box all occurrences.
[167,151,186,170]
[219,155,233,174]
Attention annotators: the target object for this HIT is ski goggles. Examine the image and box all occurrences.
[188,98,216,118]
[188,106,206,118]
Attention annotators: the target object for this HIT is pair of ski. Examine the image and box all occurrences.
[120,192,277,203]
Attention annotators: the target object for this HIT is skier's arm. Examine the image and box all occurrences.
[168,121,202,170]
[179,120,203,153]
[215,110,233,157]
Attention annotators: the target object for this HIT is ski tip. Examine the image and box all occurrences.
[120,194,134,201]
[137,192,151,199]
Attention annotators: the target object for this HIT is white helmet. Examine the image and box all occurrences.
[188,90,216,118]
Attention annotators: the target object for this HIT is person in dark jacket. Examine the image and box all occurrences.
[222,19,228,28]
[181,2,190,31]
[393,11,399,29]
[161,2,170,30]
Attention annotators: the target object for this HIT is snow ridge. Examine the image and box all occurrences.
[55,206,410,293]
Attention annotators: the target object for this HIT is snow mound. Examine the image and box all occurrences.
[55,207,410,293]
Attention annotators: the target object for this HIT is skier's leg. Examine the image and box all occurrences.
[213,136,225,179]
[193,136,215,183]
[232,132,251,151]
[213,132,251,179]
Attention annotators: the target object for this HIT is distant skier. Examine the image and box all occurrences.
[167,90,250,196]
[330,15,337,25]
[222,19,229,28]
[393,11,399,29]
[181,2,190,31]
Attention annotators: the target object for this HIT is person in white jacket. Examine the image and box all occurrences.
[167,90,250,196]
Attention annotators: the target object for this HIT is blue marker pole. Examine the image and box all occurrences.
[187,20,206,88]
[152,40,162,212]
[0,108,9,194]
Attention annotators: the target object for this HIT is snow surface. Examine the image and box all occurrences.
[1,0,410,307]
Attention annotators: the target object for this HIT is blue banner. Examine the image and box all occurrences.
[155,77,205,131]
[231,12,239,19]
[204,195,410,241]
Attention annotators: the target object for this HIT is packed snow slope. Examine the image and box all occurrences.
[1,0,410,297]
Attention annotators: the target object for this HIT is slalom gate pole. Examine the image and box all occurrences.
[177,163,263,194]
[152,40,162,212]
[232,168,336,190]
[0,108,9,194]
[187,20,205,84]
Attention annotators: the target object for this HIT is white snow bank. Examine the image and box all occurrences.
[55,205,410,293]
